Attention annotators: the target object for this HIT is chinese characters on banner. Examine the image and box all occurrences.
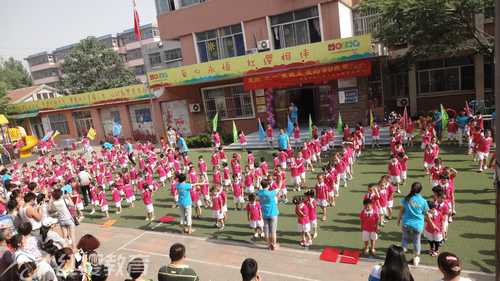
[243,58,372,91]
[147,34,372,89]
[11,85,150,114]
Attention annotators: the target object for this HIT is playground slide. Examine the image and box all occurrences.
[18,136,38,158]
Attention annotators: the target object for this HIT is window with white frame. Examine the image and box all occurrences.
[270,7,321,50]
[416,56,474,95]
[196,24,245,63]
[48,113,70,135]
[202,84,254,120]
[149,52,162,66]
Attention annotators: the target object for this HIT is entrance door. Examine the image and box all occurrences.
[273,86,332,128]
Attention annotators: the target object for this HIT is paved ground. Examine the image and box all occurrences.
[72,222,495,281]
[9,145,498,280]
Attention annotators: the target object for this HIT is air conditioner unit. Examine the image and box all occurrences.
[189,103,201,113]
[257,40,270,51]
[246,48,258,55]
[396,97,409,107]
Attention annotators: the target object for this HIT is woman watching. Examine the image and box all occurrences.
[368,245,414,281]
[435,252,471,281]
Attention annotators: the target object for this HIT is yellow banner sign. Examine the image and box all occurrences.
[11,84,150,114]
[147,34,372,88]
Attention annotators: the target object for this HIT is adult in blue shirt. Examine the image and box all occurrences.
[258,179,280,250]
[61,182,73,195]
[0,169,11,186]
[277,128,289,150]
[101,141,113,150]
[456,109,469,147]
[125,138,135,165]
[397,182,436,266]
[432,108,443,142]
[175,174,204,234]
[290,102,298,125]
[176,134,188,154]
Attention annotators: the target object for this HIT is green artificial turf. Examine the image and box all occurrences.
[83,137,496,272]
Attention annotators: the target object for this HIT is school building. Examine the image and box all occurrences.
[7,0,493,143]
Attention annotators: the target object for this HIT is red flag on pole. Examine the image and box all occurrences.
[403,107,408,132]
[133,0,141,40]
[465,101,471,117]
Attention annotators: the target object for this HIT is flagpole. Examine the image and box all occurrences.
[134,0,159,144]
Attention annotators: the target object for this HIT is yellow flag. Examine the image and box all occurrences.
[87,128,97,140]
[51,130,60,139]
[370,110,374,128]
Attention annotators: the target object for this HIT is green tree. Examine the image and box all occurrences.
[356,0,495,71]
[0,57,32,90]
[0,82,13,115]
[59,36,140,95]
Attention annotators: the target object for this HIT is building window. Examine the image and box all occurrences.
[202,84,254,120]
[141,28,159,39]
[417,56,474,95]
[135,66,146,75]
[196,24,245,62]
[353,9,380,36]
[122,34,137,45]
[32,69,59,80]
[126,49,143,61]
[270,7,321,50]
[28,56,50,66]
[73,111,93,138]
[48,113,70,135]
[156,0,176,14]
[164,48,183,69]
[391,74,409,98]
[181,0,210,8]
[56,52,69,61]
[149,52,162,66]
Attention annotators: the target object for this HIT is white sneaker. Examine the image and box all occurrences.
[90,210,95,215]
[414,256,420,266]
[260,233,265,238]
[253,233,259,238]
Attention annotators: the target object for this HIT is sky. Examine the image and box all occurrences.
[0,0,158,65]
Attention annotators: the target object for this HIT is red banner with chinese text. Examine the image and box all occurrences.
[243,58,371,91]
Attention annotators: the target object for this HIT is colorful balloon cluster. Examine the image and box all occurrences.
[265,88,276,128]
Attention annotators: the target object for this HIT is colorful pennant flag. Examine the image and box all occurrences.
[370,110,374,128]
[337,112,343,133]
[258,118,265,141]
[309,114,313,139]
[441,104,449,130]
[87,128,97,141]
[287,116,293,137]
[51,130,60,140]
[465,101,471,117]
[212,113,218,132]
[113,122,122,137]
[133,0,141,40]
[232,121,238,143]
